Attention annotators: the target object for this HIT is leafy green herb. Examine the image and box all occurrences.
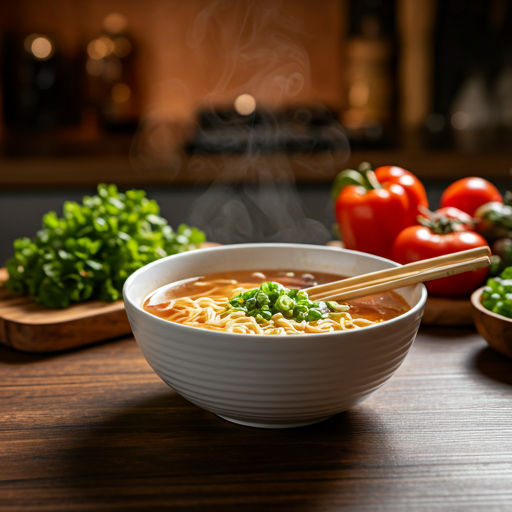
[481,267,512,319]
[6,184,205,308]
[227,282,349,323]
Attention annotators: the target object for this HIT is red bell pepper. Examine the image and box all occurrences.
[374,166,429,227]
[332,163,428,259]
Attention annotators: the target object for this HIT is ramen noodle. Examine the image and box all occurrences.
[143,270,410,335]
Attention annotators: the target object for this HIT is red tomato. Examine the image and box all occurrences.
[440,177,502,216]
[392,226,489,297]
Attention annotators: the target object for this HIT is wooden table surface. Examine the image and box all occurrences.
[2,327,512,511]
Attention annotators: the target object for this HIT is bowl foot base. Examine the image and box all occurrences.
[216,413,334,429]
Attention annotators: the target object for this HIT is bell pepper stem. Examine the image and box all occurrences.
[357,162,381,190]
[330,169,367,202]
[363,170,382,190]
[331,162,382,201]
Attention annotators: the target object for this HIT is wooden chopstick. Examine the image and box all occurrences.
[313,256,490,302]
[307,248,491,303]
[306,246,491,300]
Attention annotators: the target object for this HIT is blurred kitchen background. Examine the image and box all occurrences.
[1,0,512,263]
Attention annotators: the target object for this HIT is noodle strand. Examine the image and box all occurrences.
[152,292,378,335]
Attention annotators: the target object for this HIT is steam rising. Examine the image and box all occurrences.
[132,0,349,245]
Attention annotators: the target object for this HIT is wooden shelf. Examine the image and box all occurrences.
[0,149,510,189]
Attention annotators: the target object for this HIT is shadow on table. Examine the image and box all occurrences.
[64,391,395,510]
[0,335,131,365]
[0,343,53,365]
[473,346,512,386]
[418,325,478,343]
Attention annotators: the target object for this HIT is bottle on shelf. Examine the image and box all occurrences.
[84,12,140,133]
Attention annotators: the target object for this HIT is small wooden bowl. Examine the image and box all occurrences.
[471,287,512,359]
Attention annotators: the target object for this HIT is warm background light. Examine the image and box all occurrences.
[234,94,256,115]
[349,82,370,108]
[103,13,128,34]
[29,36,53,60]
[98,36,115,56]
[87,38,108,60]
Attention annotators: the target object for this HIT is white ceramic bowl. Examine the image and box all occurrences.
[123,244,427,429]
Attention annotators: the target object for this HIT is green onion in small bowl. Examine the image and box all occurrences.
[471,268,512,359]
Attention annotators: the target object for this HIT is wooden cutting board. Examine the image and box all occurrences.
[0,268,129,353]
[421,296,473,326]
[0,242,221,353]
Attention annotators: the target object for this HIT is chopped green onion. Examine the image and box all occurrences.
[306,309,323,321]
[296,290,308,301]
[481,268,512,319]
[226,281,351,324]
[255,291,271,305]
[242,289,258,300]
[259,310,272,321]
[326,301,350,312]
[276,295,294,312]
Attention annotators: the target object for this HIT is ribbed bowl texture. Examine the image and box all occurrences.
[123,244,427,428]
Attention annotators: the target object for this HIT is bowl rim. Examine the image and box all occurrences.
[471,286,512,324]
[123,243,428,339]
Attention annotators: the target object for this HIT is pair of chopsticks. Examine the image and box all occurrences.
[306,247,491,302]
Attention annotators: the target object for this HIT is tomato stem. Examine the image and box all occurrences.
[417,205,472,234]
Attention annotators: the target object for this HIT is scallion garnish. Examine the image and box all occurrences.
[226,281,349,323]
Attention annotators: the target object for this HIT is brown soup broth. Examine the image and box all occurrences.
[144,270,410,324]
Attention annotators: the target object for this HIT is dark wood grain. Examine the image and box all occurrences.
[1,328,512,511]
